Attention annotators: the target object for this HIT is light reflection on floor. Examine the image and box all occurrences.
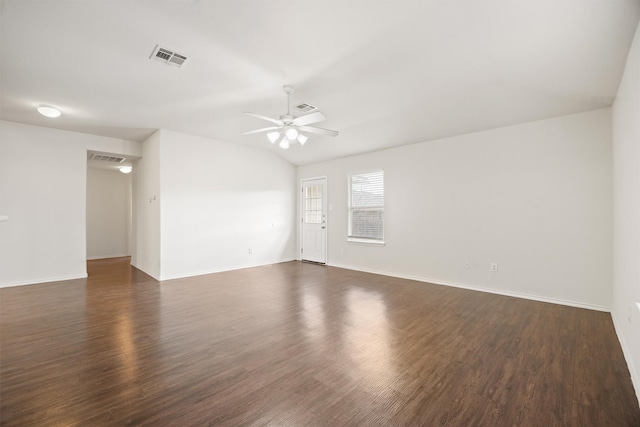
[345,287,396,392]
[299,281,398,394]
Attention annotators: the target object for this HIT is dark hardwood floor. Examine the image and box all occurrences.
[1,257,638,426]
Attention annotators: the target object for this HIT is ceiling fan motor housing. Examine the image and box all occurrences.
[279,114,295,125]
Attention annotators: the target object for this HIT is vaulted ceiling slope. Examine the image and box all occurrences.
[1,1,639,166]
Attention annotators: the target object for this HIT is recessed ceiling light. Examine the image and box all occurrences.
[37,106,61,118]
[119,166,133,174]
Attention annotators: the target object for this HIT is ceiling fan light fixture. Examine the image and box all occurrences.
[244,85,338,148]
[285,127,298,140]
[267,131,280,143]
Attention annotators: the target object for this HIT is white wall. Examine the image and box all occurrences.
[131,130,161,279]
[612,20,640,404]
[132,129,297,281]
[0,121,141,287]
[298,109,612,310]
[86,168,132,259]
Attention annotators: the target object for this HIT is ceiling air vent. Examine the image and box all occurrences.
[295,102,317,113]
[150,45,189,68]
[90,153,126,163]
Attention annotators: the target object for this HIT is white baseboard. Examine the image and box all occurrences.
[328,262,611,313]
[130,262,161,281]
[611,313,640,407]
[154,258,297,282]
[87,254,130,260]
[0,273,88,288]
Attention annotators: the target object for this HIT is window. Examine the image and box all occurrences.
[304,184,323,224]
[348,170,384,243]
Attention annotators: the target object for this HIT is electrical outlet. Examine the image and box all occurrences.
[491,263,498,272]
[248,248,253,254]
[465,263,471,269]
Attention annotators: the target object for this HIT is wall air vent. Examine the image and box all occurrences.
[90,154,126,163]
[150,45,189,68]
[295,102,317,113]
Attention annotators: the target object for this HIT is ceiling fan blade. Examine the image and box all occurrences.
[244,112,283,126]
[293,111,326,126]
[299,125,339,137]
[243,126,281,135]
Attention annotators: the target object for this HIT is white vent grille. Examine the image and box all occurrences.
[295,102,317,113]
[150,45,189,67]
[90,154,126,163]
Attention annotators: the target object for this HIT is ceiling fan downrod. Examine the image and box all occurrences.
[283,85,294,119]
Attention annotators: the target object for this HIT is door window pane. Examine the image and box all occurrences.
[305,185,323,224]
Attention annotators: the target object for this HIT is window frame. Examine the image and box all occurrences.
[347,169,385,245]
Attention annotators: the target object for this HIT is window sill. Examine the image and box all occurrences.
[346,238,385,246]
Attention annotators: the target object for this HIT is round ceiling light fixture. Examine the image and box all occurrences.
[119,166,133,174]
[37,105,62,118]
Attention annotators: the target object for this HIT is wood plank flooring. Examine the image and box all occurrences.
[1,257,639,426]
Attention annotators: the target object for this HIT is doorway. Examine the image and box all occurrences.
[301,177,327,264]
[86,151,135,262]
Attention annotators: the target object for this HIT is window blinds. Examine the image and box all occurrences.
[349,170,384,241]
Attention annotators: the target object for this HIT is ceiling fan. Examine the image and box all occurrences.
[244,85,338,149]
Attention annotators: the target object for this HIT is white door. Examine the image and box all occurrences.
[301,178,327,264]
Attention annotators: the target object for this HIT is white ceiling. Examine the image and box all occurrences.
[2,1,639,166]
